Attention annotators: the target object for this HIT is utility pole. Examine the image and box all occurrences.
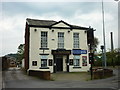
[110,32,115,67]
[111,32,114,51]
[101,0,107,68]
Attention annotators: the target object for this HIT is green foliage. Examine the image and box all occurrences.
[7,53,18,59]
[17,44,25,54]
[17,44,25,62]
[94,37,99,48]
[93,56,102,66]
[93,48,120,66]
[106,48,120,66]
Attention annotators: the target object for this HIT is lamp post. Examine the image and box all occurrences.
[101,0,107,68]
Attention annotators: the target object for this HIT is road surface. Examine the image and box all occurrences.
[3,67,119,89]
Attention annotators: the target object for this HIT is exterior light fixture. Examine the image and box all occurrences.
[68,30,70,33]
[34,29,37,32]
[52,30,54,32]
[84,31,87,33]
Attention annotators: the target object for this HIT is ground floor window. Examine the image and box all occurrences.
[41,59,47,67]
[73,55,80,67]
[40,55,48,67]
[32,61,37,66]
[82,56,87,66]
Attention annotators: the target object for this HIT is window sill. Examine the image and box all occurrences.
[39,48,49,50]
[39,67,49,69]
[73,67,81,68]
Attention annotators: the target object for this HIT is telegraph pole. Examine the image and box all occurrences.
[101,0,107,68]
[111,32,114,51]
[110,32,115,67]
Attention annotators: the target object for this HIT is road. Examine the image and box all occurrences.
[3,67,119,89]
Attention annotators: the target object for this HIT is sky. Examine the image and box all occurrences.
[0,0,119,56]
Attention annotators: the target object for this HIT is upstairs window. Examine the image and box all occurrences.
[41,32,47,48]
[73,33,79,48]
[58,32,64,48]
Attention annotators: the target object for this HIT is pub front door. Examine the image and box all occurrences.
[55,56,63,72]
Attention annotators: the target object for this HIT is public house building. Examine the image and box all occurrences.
[24,18,94,73]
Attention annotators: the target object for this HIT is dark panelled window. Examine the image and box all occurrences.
[41,59,47,67]
[32,61,37,66]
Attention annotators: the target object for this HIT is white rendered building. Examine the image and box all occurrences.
[24,18,94,73]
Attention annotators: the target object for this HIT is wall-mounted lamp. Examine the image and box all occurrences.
[68,30,70,33]
[34,29,37,32]
[52,39,55,41]
[52,30,54,32]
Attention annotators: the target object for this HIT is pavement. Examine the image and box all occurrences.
[2,67,119,89]
[51,72,91,81]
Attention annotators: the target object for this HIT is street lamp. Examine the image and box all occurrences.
[101,0,118,68]
[101,0,107,68]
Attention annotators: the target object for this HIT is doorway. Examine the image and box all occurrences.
[55,56,63,72]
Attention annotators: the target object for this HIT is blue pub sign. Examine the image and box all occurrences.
[72,49,87,55]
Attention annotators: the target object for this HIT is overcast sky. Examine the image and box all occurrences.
[0,0,118,56]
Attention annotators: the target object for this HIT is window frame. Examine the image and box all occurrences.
[41,59,47,67]
[40,55,48,68]
[41,31,48,48]
[73,33,79,49]
[32,61,37,66]
[73,55,80,67]
[58,32,64,49]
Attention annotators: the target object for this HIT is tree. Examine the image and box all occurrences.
[94,37,99,50]
[17,44,24,54]
[17,44,25,63]
[106,48,120,66]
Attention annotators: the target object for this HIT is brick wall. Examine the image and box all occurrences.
[28,70,51,80]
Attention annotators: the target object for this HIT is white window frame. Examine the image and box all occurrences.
[58,32,64,48]
[41,32,48,48]
[40,55,48,67]
[73,33,79,48]
[73,55,80,67]
[41,59,47,67]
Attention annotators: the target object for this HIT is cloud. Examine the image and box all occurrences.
[1,15,26,56]
[1,2,118,56]
[1,0,118,2]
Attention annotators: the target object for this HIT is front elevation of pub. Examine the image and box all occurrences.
[24,18,94,73]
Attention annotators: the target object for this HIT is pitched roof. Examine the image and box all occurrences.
[26,18,91,30]
[26,18,57,26]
